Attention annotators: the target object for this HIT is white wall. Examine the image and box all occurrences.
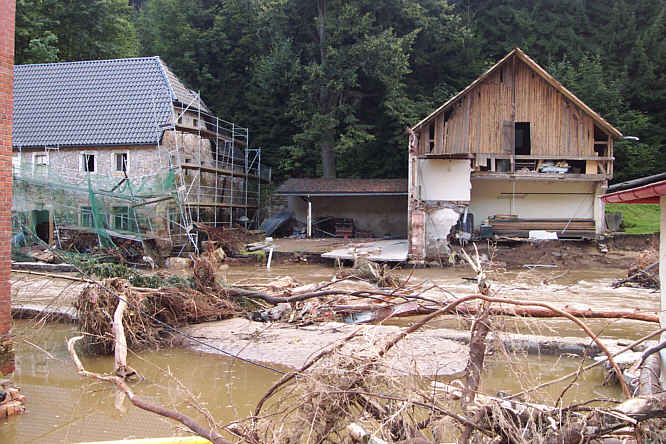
[469,179,596,227]
[418,159,471,201]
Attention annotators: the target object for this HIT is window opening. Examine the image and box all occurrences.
[112,206,137,231]
[428,124,435,153]
[514,122,531,155]
[82,153,95,172]
[115,152,128,173]
[80,206,93,227]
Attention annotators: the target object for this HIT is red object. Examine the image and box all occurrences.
[0,0,15,340]
[601,180,666,204]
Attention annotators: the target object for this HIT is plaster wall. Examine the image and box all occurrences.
[424,206,461,258]
[469,180,596,227]
[288,195,407,237]
[417,159,471,201]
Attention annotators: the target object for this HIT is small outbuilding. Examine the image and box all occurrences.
[274,178,407,238]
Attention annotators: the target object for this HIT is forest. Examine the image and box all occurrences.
[13,0,666,182]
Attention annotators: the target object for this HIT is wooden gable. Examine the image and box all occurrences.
[412,49,621,160]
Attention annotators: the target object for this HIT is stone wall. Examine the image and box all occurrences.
[0,0,15,373]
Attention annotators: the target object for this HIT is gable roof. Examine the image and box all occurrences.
[13,57,208,148]
[275,178,408,196]
[412,48,622,139]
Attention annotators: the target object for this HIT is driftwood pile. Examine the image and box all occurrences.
[613,249,660,289]
[75,275,238,354]
[66,247,666,444]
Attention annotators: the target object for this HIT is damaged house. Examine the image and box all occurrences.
[408,48,622,262]
[12,57,269,255]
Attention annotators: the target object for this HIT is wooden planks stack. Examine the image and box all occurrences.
[334,218,354,238]
[488,216,595,238]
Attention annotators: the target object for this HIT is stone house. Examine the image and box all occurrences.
[12,57,268,253]
[408,48,623,262]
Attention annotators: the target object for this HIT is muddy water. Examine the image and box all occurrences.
[6,320,622,444]
[4,263,643,442]
[3,321,282,443]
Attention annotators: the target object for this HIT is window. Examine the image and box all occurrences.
[80,207,93,227]
[12,154,20,171]
[81,153,95,172]
[193,118,198,128]
[115,152,128,173]
[514,122,531,155]
[112,206,137,231]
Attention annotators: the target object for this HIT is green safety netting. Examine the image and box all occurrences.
[12,161,183,249]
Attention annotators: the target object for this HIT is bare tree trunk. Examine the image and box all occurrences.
[317,0,336,178]
[320,136,336,178]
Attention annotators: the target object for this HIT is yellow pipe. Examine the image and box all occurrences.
[76,438,213,444]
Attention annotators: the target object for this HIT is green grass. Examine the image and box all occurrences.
[606,203,661,234]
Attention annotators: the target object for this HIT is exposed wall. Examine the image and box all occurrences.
[418,159,471,201]
[15,145,159,179]
[288,195,407,237]
[469,179,596,227]
[418,56,601,157]
[409,158,471,261]
[0,0,15,373]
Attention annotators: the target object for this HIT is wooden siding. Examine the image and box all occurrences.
[419,56,603,157]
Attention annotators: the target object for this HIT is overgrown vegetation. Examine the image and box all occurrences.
[60,250,191,289]
[606,203,660,234]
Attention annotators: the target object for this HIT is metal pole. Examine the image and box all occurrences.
[307,199,312,238]
[244,129,249,221]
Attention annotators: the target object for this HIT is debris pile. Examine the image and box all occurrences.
[0,383,25,418]
[613,249,659,289]
[75,277,238,354]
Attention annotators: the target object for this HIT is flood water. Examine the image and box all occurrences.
[3,262,648,442]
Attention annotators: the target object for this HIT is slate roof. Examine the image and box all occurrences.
[275,178,408,196]
[13,57,207,148]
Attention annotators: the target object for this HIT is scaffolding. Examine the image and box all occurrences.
[12,92,270,257]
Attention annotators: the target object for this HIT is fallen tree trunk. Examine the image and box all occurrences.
[229,285,660,323]
[332,300,660,323]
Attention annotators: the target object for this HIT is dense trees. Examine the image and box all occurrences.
[13,0,666,182]
[15,0,137,64]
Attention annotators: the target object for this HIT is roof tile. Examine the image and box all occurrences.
[13,57,207,148]
[275,178,407,195]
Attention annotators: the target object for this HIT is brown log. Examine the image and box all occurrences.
[638,353,661,396]
[334,301,659,323]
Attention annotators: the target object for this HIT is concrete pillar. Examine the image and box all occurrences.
[659,196,666,378]
[593,181,607,234]
[0,0,15,375]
